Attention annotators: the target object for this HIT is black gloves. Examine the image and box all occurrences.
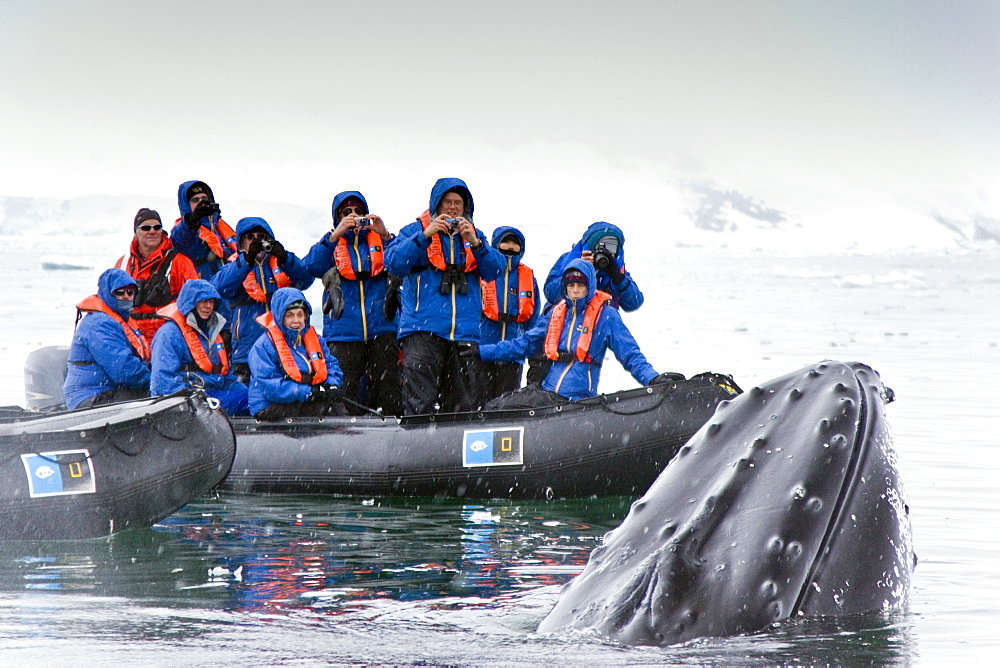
[309,384,344,403]
[184,201,218,229]
[456,341,479,359]
[245,240,264,264]
[649,372,686,386]
[266,239,288,265]
[594,251,624,282]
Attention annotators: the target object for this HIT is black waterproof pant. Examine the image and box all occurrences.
[400,332,485,415]
[481,361,524,406]
[328,334,402,416]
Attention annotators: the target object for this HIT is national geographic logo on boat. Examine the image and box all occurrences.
[462,427,524,467]
[21,449,97,498]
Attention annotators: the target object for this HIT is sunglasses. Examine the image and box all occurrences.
[244,231,269,241]
[339,205,367,216]
[137,224,163,232]
[113,287,137,298]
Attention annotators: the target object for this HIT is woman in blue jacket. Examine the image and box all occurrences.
[303,190,401,415]
[63,268,151,409]
[150,279,249,416]
[478,259,671,409]
[383,177,505,415]
[248,288,345,419]
[211,217,314,380]
[478,226,540,404]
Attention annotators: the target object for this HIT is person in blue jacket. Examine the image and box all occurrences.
[472,259,674,409]
[149,280,249,416]
[303,190,401,415]
[169,180,238,279]
[63,268,151,409]
[384,177,505,415]
[248,288,345,419]
[542,222,644,311]
[478,226,540,404]
[211,216,314,381]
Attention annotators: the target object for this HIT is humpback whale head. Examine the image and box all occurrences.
[538,361,914,646]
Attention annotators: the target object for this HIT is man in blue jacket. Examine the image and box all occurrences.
[478,226,540,404]
[248,288,345,419]
[303,191,401,415]
[63,268,151,409]
[475,259,673,409]
[150,279,249,415]
[384,177,505,415]
[169,180,237,279]
[211,217,314,381]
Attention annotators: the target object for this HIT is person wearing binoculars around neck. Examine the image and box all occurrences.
[211,217,314,383]
[114,207,199,347]
[383,177,505,415]
[303,191,402,416]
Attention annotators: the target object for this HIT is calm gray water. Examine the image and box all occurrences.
[0,241,997,664]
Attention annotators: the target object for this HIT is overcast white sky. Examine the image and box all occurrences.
[1,0,996,227]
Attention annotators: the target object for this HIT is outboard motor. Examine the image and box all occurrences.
[24,345,69,411]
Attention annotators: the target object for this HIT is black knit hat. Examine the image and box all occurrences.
[133,208,162,229]
[186,181,214,203]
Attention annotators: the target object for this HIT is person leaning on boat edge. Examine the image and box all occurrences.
[463,259,677,410]
[303,190,402,416]
[383,177,505,415]
[527,221,645,384]
[248,288,346,419]
[150,279,250,416]
[63,268,151,410]
[478,226,540,405]
[115,207,199,347]
[211,216,314,383]
[170,180,237,280]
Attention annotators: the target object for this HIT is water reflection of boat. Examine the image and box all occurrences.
[223,374,741,500]
[0,392,236,540]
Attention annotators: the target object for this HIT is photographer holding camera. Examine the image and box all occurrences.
[303,191,402,416]
[542,222,643,312]
[211,217,314,382]
[383,177,505,415]
[169,180,238,279]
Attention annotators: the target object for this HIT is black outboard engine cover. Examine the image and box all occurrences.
[24,345,69,411]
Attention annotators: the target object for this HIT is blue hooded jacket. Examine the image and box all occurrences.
[150,279,243,396]
[302,191,399,342]
[169,180,236,279]
[543,222,644,312]
[383,178,505,342]
[248,288,344,416]
[479,226,540,346]
[480,259,658,401]
[211,217,314,364]
[63,268,151,409]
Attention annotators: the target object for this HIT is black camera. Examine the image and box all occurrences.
[445,218,462,231]
[593,243,614,272]
[208,202,221,214]
[260,240,273,253]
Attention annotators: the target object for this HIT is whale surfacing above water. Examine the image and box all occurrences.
[538,361,914,646]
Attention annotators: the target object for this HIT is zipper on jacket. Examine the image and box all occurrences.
[354,234,369,341]
[501,257,511,341]
[553,300,579,394]
[448,234,457,340]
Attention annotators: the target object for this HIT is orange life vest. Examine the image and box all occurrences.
[334,229,385,279]
[543,290,612,364]
[76,295,151,362]
[157,304,230,375]
[173,217,237,260]
[418,210,478,272]
[256,312,329,385]
[242,256,293,304]
[481,263,535,323]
